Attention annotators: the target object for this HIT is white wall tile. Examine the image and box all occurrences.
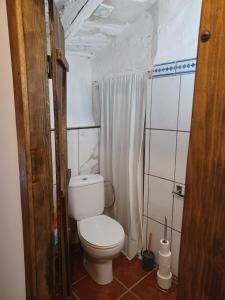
[148,176,173,227]
[151,76,180,130]
[144,175,149,216]
[175,132,190,184]
[144,129,150,174]
[146,218,172,264]
[67,130,79,177]
[146,80,152,128]
[172,183,185,232]
[178,74,195,131]
[171,230,181,277]
[79,128,100,175]
[150,130,176,180]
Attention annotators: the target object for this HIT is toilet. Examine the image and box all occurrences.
[68,174,125,285]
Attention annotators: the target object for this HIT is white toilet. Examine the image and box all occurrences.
[68,174,125,285]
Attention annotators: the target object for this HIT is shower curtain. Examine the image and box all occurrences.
[99,73,147,259]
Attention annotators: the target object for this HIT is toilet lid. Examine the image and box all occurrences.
[79,215,124,248]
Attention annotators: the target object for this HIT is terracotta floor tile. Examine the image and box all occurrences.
[71,246,87,284]
[113,254,148,288]
[131,271,177,300]
[71,291,80,300]
[73,275,126,300]
[119,291,140,300]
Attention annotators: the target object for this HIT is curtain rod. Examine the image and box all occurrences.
[92,71,152,86]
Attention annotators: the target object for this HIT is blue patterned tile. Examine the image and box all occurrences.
[175,58,196,74]
[152,61,176,77]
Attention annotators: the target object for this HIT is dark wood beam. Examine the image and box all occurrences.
[6,0,53,299]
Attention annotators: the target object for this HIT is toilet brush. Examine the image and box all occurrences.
[142,232,155,271]
[148,232,152,254]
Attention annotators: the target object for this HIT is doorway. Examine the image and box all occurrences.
[5,0,225,299]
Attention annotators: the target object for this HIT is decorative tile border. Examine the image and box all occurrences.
[152,61,176,77]
[175,58,196,74]
[152,58,196,77]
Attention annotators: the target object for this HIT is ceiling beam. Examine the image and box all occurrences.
[65,0,104,39]
[59,0,88,34]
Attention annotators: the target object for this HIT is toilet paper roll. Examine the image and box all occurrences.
[159,239,170,254]
[158,250,171,266]
[158,264,171,278]
[158,250,171,277]
[157,271,172,290]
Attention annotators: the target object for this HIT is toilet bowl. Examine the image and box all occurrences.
[78,214,124,285]
[68,174,125,285]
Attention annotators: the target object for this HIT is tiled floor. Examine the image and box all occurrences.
[71,246,177,300]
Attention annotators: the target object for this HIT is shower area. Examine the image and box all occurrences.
[50,0,203,281]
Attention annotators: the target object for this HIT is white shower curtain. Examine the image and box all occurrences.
[99,73,147,259]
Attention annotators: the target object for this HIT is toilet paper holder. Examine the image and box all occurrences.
[172,191,184,198]
[172,185,185,198]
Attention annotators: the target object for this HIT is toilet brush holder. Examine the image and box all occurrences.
[142,232,155,271]
[142,250,155,271]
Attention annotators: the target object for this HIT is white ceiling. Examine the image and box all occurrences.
[55,0,156,59]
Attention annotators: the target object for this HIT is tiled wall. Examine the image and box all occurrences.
[51,127,100,183]
[143,58,196,277]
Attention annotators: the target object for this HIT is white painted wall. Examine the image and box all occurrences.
[0,1,26,299]
[153,0,202,64]
[91,0,202,79]
[67,55,94,127]
[91,10,155,80]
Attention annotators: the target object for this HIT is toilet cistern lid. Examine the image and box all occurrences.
[69,174,104,188]
[79,215,124,248]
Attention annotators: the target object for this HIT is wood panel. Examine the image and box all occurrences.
[178,1,225,299]
[48,2,71,299]
[6,0,53,299]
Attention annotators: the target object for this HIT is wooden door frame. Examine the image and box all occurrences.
[6,1,53,299]
[6,0,225,299]
[178,1,225,299]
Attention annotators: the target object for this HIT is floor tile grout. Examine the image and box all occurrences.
[71,289,81,300]
[129,290,142,300]
[114,268,156,300]
[115,290,130,300]
[71,274,88,287]
[71,253,177,300]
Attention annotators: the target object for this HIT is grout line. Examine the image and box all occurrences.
[78,129,80,175]
[128,268,156,290]
[143,215,181,234]
[145,173,174,183]
[145,78,153,248]
[71,274,88,287]
[145,128,190,133]
[152,71,195,79]
[171,75,182,247]
[115,290,129,300]
[154,57,196,67]
[115,267,156,298]
[129,290,142,300]
[71,289,81,300]
[114,276,129,289]
[144,173,185,186]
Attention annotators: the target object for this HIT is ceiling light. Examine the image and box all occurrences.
[93,4,114,18]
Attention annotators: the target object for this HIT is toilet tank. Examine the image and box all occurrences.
[68,174,104,221]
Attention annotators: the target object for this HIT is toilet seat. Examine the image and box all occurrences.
[79,215,124,249]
